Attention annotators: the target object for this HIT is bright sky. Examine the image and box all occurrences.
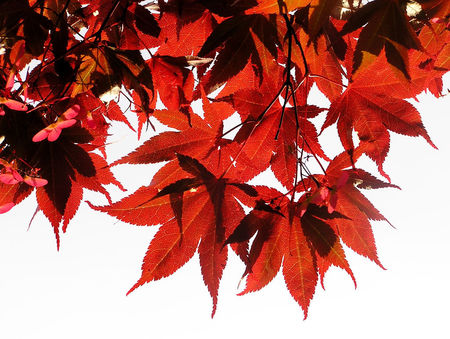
[0,75,448,338]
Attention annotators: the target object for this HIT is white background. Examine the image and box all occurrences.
[0,77,449,338]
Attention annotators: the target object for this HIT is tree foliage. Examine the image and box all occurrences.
[0,0,448,318]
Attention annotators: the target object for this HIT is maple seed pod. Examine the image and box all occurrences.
[62,105,81,119]
[32,127,52,142]
[0,173,21,185]
[11,169,23,182]
[0,202,14,214]
[57,119,77,129]
[47,127,63,142]
[32,116,77,142]
[0,98,28,111]
[0,166,24,184]
[23,176,48,187]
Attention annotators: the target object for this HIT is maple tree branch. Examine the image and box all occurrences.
[276,85,290,140]
[292,120,301,202]
[278,15,327,177]
[275,14,297,141]
[220,119,255,139]
[298,139,308,192]
[255,85,286,122]
[116,90,133,114]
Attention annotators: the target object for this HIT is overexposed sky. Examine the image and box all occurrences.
[0,77,449,338]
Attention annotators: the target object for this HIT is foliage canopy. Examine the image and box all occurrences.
[0,0,448,318]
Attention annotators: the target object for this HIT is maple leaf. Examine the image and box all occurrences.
[224,187,356,318]
[298,150,398,270]
[111,108,220,167]
[198,14,280,90]
[157,2,216,57]
[349,21,449,99]
[97,153,257,316]
[308,0,341,40]
[149,55,196,110]
[283,212,317,319]
[322,80,437,179]
[0,104,123,248]
[340,0,423,78]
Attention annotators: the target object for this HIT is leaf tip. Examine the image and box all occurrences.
[211,304,217,318]
[126,282,141,296]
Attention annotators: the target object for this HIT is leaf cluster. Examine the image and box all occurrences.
[0,0,448,318]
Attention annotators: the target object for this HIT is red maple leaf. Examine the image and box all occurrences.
[322,78,437,179]
[93,153,258,316]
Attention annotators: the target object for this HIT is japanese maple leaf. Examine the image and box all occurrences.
[225,187,355,319]
[34,128,124,248]
[348,21,449,99]
[340,0,423,78]
[198,14,280,91]
[111,96,232,168]
[322,80,436,179]
[157,2,216,56]
[307,151,399,270]
[112,88,257,189]
[93,153,258,316]
[149,55,196,110]
[0,103,123,248]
